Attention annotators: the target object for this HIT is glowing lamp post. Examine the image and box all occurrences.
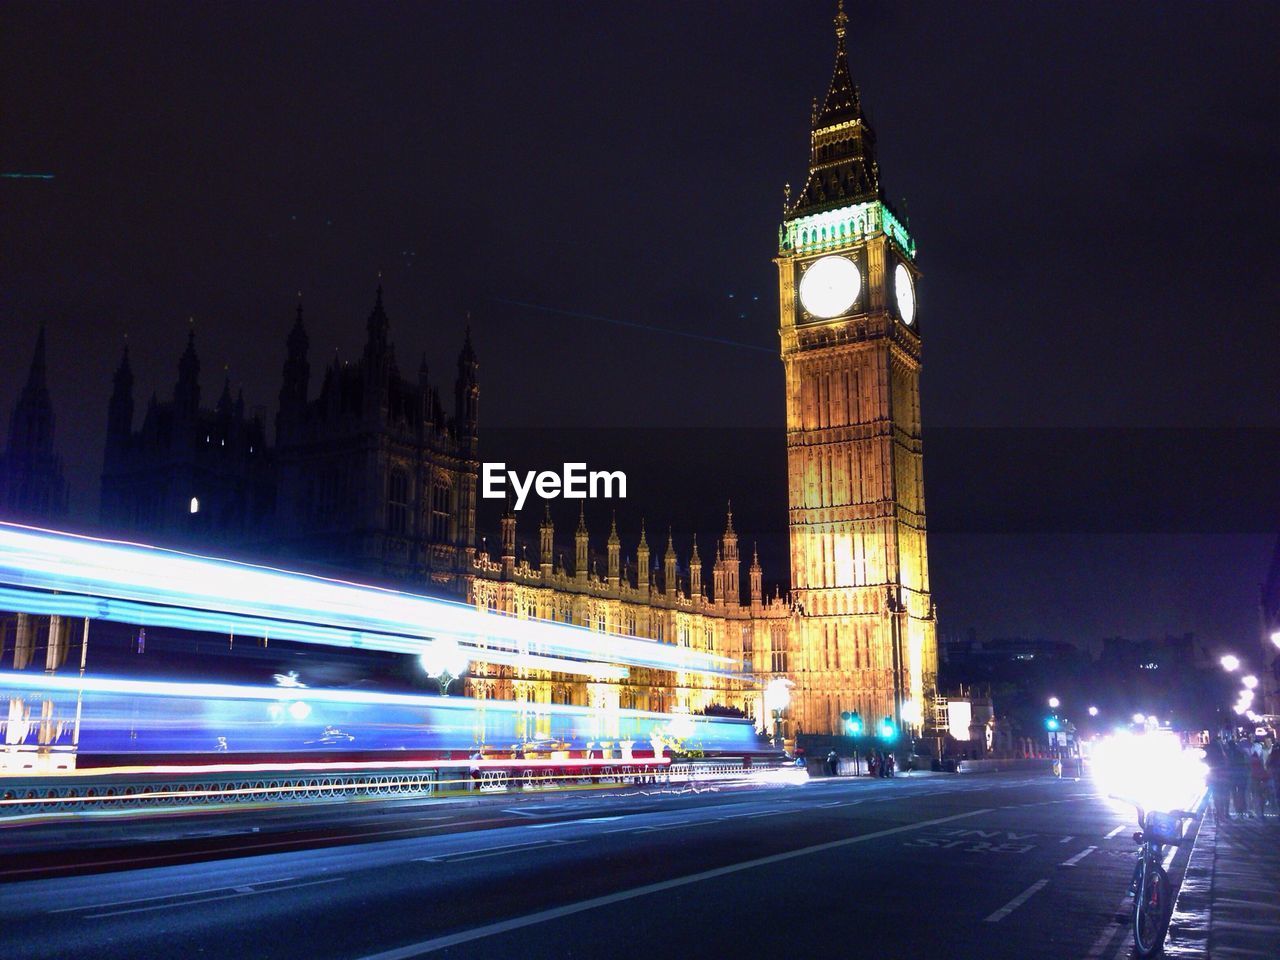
[1242,675,1258,690]
[1048,696,1060,709]
[764,678,793,748]
[1088,706,1099,717]
[1220,654,1240,672]
[420,637,470,696]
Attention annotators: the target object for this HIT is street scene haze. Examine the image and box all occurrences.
[1,2,1278,959]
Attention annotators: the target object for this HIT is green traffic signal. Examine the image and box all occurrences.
[1046,716,1060,731]
[878,717,896,739]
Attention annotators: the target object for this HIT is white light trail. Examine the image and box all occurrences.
[0,523,737,676]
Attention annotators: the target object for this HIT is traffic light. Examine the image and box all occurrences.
[878,717,896,740]
[841,711,863,736]
[1045,716,1060,731]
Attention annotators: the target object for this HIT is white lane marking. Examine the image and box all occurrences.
[415,839,555,862]
[83,877,343,919]
[1060,846,1097,867]
[419,839,586,864]
[630,819,693,833]
[49,877,300,914]
[1104,824,1126,840]
[415,816,454,822]
[983,879,1049,922]
[1082,895,1131,958]
[1059,836,1074,843]
[355,807,995,959]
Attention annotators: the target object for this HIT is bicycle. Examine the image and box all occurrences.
[1121,802,1197,957]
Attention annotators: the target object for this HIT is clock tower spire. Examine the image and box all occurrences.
[776,3,935,738]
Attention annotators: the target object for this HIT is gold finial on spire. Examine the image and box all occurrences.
[835,0,848,43]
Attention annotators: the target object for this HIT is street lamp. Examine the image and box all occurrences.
[1132,712,1146,725]
[1088,706,1099,717]
[419,636,470,695]
[1220,654,1240,672]
[1048,696,1060,709]
[1242,675,1258,690]
[764,678,793,748]
[1271,631,1280,649]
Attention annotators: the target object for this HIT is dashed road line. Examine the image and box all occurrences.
[983,879,1049,922]
[1061,846,1097,867]
[83,877,344,919]
[1104,824,1126,840]
[49,876,301,914]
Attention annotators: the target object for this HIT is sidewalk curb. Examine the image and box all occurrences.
[1163,800,1212,958]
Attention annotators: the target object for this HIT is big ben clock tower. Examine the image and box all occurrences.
[778,2,936,737]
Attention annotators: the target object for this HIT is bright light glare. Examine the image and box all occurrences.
[419,636,470,680]
[1088,706,1099,717]
[1220,654,1240,671]
[1271,631,1280,648]
[287,700,311,721]
[763,677,793,714]
[1132,712,1146,724]
[1091,730,1205,814]
[948,700,972,741]
[1048,696,1060,709]
[901,698,923,725]
[1242,675,1258,690]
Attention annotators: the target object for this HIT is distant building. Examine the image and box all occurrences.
[100,332,273,548]
[271,291,479,592]
[0,327,68,523]
[99,291,478,591]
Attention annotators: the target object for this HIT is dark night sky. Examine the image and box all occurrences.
[2,1,1277,651]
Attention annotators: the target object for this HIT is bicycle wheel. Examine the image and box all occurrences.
[1133,861,1170,957]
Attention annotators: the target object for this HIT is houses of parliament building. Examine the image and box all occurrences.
[2,6,937,739]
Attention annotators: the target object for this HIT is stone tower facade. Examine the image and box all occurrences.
[774,2,937,736]
[0,327,69,523]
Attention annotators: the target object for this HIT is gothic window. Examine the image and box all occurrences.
[388,469,409,535]
[430,481,450,541]
[741,625,753,654]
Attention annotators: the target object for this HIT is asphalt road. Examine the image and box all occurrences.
[0,772,1185,960]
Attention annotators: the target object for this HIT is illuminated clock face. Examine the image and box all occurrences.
[798,255,860,319]
[894,263,916,325]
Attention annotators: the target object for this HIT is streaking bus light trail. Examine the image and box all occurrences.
[0,522,742,675]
